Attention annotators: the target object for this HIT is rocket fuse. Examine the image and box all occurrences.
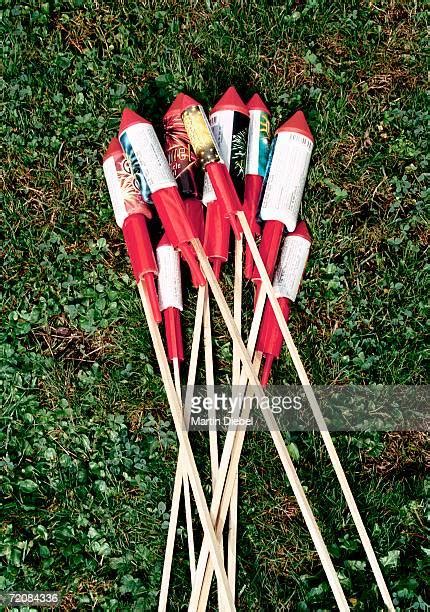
[256,220,312,385]
[156,234,184,362]
[118,108,205,287]
[180,95,243,240]
[202,87,250,278]
[252,110,314,287]
[103,137,161,323]
[243,94,271,279]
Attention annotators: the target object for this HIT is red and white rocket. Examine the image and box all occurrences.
[252,111,314,293]
[103,137,161,324]
[202,86,249,277]
[156,234,184,363]
[179,95,243,240]
[256,220,311,385]
[243,93,271,279]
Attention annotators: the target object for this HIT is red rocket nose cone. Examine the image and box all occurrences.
[277,110,314,142]
[247,93,270,114]
[103,137,122,162]
[157,233,172,249]
[290,219,312,243]
[164,93,186,119]
[178,93,201,110]
[211,86,249,116]
[119,108,150,135]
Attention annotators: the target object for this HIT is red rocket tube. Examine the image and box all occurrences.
[156,234,184,362]
[257,297,290,386]
[184,197,205,243]
[122,216,161,324]
[251,220,284,283]
[205,162,242,239]
[150,188,205,287]
[163,307,184,362]
[203,199,231,279]
[243,174,263,278]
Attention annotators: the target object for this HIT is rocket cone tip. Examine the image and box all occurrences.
[164,93,186,119]
[246,93,270,114]
[157,233,173,249]
[277,110,314,141]
[103,137,122,162]
[119,108,150,134]
[178,93,201,111]
[290,220,312,243]
[211,86,249,116]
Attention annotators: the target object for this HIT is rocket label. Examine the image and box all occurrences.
[181,105,221,167]
[259,131,313,231]
[118,131,152,203]
[209,109,249,199]
[246,110,271,177]
[120,123,177,194]
[202,109,249,203]
[273,234,311,302]
[103,155,151,228]
[156,244,183,311]
[163,112,199,196]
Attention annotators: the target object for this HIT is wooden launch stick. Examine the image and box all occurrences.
[159,287,210,612]
[156,236,197,606]
[190,284,348,611]
[202,285,219,486]
[188,250,349,611]
[227,236,242,601]
[237,217,395,612]
[137,280,235,610]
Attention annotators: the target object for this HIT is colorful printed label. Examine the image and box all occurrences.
[202,109,249,203]
[210,109,249,199]
[118,132,152,204]
[156,244,183,311]
[259,131,313,231]
[273,234,310,302]
[246,110,271,177]
[181,105,220,167]
[103,154,151,228]
[120,123,176,194]
[163,112,200,197]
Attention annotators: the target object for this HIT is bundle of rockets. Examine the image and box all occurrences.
[103,88,394,610]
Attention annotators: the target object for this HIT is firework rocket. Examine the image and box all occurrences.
[103,137,161,323]
[179,95,243,240]
[202,86,250,277]
[163,95,205,286]
[243,94,271,279]
[119,108,205,287]
[256,220,311,385]
[252,110,314,291]
[156,234,184,362]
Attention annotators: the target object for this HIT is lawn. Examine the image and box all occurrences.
[1,0,429,610]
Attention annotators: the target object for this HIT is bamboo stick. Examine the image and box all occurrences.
[137,280,235,611]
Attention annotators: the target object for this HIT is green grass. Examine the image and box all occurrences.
[1,0,429,610]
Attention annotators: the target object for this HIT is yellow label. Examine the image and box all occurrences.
[182,105,220,167]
